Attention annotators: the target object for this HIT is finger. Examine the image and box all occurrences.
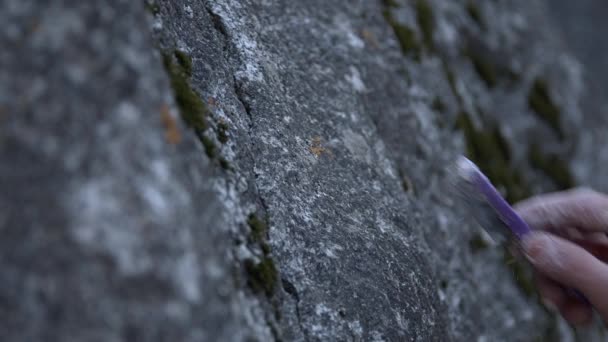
[515,188,608,232]
[535,273,593,325]
[581,231,608,245]
[568,238,608,263]
[560,297,593,326]
[532,229,608,261]
[522,232,608,319]
[535,273,566,311]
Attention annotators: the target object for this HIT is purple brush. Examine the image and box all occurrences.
[453,156,531,240]
[451,156,589,305]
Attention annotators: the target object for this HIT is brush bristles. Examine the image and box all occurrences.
[446,156,484,202]
[447,156,509,241]
[454,156,480,182]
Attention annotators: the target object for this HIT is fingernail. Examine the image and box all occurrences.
[522,232,557,267]
[541,297,559,313]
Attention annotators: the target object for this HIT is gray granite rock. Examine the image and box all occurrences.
[1,0,607,341]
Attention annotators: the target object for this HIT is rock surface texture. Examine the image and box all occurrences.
[1,0,607,341]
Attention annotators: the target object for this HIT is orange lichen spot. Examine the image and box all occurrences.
[309,136,332,157]
[161,104,182,145]
[361,29,378,48]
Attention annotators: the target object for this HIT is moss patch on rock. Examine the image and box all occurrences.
[528,79,564,139]
[528,143,575,190]
[443,63,463,105]
[162,52,208,132]
[383,8,422,60]
[468,51,498,88]
[217,121,229,143]
[399,169,415,194]
[382,0,400,8]
[393,23,422,59]
[244,257,278,296]
[201,135,218,159]
[219,157,231,170]
[383,0,435,57]
[415,0,435,51]
[246,213,275,290]
[174,50,193,77]
[466,2,485,29]
[248,214,268,243]
[456,111,530,203]
[144,1,160,15]
[162,50,234,165]
[432,97,446,113]
[504,248,536,297]
[469,232,490,253]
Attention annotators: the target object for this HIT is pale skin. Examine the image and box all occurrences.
[515,188,608,325]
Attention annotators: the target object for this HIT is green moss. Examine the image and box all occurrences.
[469,232,489,253]
[383,10,422,59]
[393,24,422,58]
[415,0,435,51]
[381,0,436,59]
[145,1,160,15]
[456,111,530,203]
[528,79,564,139]
[201,135,218,159]
[504,248,536,297]
[399,169,415,194]
[491,125,512,162]
[162,50,235,168]
[244,214,276,289]
[162,53,208,132]
[443,63,463,105]
[401,178,410,193]
[456,112,510,162]
[469,52,498,88]
[174,50,193,77]
[528,144,575,190]
[247,214,268,243]
[260,242,272,256]
[219,157,231,170]
[432,97,446,113]
[382,0,400,8]
[244,257,278,296]
[506,69,521,84]
[218,121,229,143]
[466,2,485,29]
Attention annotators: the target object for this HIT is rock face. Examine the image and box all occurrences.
[1,0,607,341]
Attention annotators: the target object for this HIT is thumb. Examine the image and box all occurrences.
[522,232,608,317]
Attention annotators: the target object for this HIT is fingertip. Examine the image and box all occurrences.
[522,232,559,269]
[561,301,593,326]
[536,274,566,312]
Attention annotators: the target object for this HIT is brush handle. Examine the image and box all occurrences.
[470,168,531,239]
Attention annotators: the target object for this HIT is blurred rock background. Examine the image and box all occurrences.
[1,0,607,341]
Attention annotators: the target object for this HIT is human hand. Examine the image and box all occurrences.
[515,188,608,325]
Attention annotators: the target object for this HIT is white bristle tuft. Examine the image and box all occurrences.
[447,156,508,242]
[454,156,480,182]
